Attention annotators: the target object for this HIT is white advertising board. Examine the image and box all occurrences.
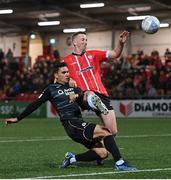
[47,100,171,118]
[111,99,171,117]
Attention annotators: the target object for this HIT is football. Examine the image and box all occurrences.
[141,16,160,34]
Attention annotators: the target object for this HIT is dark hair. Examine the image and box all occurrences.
[72,31,86,42]
[54,62,67,73]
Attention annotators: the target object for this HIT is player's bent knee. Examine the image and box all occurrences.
[101,127,112,137]
[98,125,111,137]
[107,125,118,135]
[110,129,118,136]
[93,148,108,159]
[94,125,111,138]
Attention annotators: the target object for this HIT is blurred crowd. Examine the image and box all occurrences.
[0,49,60,100]
[0,48,171,100]
[101,49,171,99]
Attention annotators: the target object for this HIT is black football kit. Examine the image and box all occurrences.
[17,82,98,149]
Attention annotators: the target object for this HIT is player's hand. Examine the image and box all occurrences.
[69,78,77,88]
[69,94,79,103]
[5,118,18,125]
[119,31,130,45]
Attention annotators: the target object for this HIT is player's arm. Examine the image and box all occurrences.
[73,88,93,104]
[69,87,83,103]
[69,93,79,103]
[5,88,50,124]
[108,31,129,59]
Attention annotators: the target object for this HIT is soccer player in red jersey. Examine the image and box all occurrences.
[63,31,129,135]
[62,31,131,168]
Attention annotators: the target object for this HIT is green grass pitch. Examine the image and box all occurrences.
[0,117,171,179]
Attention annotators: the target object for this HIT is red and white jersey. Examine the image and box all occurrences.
[63,50,109,96]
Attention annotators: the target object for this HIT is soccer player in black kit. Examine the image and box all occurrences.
[5,62,136,171]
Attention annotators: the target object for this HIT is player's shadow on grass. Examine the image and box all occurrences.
[47,159,114,169]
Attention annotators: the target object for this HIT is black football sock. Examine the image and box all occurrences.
[75,150,101,162]
[103,135,122,162]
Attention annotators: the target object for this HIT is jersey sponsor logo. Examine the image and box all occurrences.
[71,61,77,65]
[58,90,64,95]
[80,66,93,73]
[58,88,75,96]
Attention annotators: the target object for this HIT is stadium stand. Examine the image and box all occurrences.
[0,50,171,101]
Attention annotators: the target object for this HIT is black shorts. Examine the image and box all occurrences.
[62,117,98,149]
[94,92,113,110]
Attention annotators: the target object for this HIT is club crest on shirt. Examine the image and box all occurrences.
[82,122,87,127]
[88,55,93,60]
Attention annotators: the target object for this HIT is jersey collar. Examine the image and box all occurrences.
[72,51,85,56]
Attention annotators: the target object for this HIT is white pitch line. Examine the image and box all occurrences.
[0,136,70,143]
[0,134,171,143]
[119,134,171,138]
[0,136,63,139]
[22,167,171,179]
